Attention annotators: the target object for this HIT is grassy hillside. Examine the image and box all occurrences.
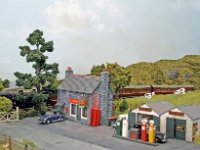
[113,90,200,115]
[127,55,200,89]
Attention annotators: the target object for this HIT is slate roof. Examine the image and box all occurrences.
[178,105,200,121]
[145,101,174,116]
[58,75,101,94]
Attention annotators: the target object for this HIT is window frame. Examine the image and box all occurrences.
[70,103,77,117]
[81,107,88,120]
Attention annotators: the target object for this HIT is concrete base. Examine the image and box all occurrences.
[112,135,159,146]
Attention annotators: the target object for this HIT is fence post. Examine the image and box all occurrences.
[25,144,28,150]
[8,136,12,150]
[6,112,9,122]
[16,107,19,121]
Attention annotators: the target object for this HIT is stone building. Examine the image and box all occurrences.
[57,67,113,126]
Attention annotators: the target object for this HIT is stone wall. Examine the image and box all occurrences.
[57,89,92,125]
[100,71,112,125]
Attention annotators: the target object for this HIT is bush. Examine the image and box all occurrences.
[119,99,128,112]
[40,102,48,115]
[194,135,200,145]
[22,139,37,149]
[19,108,38,120]
[0,96,13,112]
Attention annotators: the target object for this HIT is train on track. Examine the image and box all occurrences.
[0,87,57,109]
[118,85,194,98]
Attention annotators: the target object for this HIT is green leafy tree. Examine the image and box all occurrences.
[14,29,59,113]
[91,64,105,76]
[91,63,131,94]
[0,78,10,91]
[107,63,131,94]
[0,96,13,112]
[2,79,10,88]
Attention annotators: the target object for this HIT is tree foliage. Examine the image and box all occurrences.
[90,63,131,94]
[0,78,10,91]
[0,96,13,112]
[107,63,131,93]
[0,83,3,91]
[91,64,105,76]
[14,29,59,112]
[119,99,128,112]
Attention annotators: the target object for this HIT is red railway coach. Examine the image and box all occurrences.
[118,85,194,98]
[152,85,194,95]
[118,85,152,98]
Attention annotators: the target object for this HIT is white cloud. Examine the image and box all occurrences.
[43,0,121,36]
[95,23,105,32]
[0,58,11,64]
[44,0,86,34]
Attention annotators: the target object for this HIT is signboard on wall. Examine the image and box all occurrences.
[79,100,87,106]
[69,98,87,106]
[69,98,79,105]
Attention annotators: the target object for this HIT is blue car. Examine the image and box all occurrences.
[38,109,64,124]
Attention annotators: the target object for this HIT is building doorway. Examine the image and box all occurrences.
[166,118,186,140]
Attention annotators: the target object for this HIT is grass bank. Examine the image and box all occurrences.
[113,90,200,115]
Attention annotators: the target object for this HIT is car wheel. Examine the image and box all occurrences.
[59,117,63,121]
[46,120,51,124]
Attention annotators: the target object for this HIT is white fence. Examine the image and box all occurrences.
[144,92,155,99]
[0,107,19,123]
[174,88,186,94]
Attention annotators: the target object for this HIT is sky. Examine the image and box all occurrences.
[0,0,200,82]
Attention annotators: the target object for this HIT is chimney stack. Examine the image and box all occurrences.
[100,69,109,125]
[65,67,73,78]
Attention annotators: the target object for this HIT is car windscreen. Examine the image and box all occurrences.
[45,111,54,115]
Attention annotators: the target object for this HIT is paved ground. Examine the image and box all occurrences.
[0,117,200,150]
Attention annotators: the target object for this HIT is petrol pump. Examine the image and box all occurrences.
[141,119,148,141]
[122,117,128,137]
[115,119,122,136]
[148,120,156,143]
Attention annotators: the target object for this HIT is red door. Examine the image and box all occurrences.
[90,108,101,126]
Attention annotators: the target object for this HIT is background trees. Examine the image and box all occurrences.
[0,79,10,91]
[91,64,105,76]
[14,29,59,113]
[90,63,131,94]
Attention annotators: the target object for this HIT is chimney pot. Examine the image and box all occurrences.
[65,66,73,78]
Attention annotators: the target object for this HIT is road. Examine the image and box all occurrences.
[0,117,200,150]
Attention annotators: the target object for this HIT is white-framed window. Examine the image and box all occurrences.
[81,107,88,119]
[70,103,77,117]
